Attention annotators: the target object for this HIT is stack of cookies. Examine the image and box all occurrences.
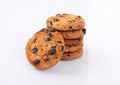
[26,13,86,70]
[46,14,86,60]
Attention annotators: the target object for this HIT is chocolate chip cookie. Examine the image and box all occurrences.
[46,14,85,31]
[26,28,65,70]
[61,48,83,60]
[64,40,83,52]
[64,38,83,45]
[59,29,85,39]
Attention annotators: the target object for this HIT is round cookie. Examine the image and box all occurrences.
[26,28,65,70]
[59,29,85,39]
[46,14,85,31]
[61,48,83,60]
[64,38,83,45]
[64,40,83,52]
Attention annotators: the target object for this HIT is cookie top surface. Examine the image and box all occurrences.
[26,28,65,70]
[46,13,85,31]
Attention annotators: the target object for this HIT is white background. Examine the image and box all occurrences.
[0,0,120,85]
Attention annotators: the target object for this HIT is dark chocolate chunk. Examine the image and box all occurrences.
[33,59,40,65]
[52,45,56,48]
[49,47,56,55]
[61,46,64,51]
[44,57,50,62]
[55,19,59,21]
[69,26,73,29]
[31,47,38,53]
[66,51,71,56]
[45,37,51,41]
[82,28,86,34]
[57,41,62,43]
[63,13,66,15]
[40,28,45,32]
[50,21,53,25]
[33,38,37,43]
[48,32,52,37]
[53,19,59,22]
[50,29,56,32]
[78,16,81,18]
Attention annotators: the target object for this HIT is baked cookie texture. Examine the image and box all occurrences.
[46,13,85,60]
[61,48,83,60]
[64,38,83,45]
[59,29,84,39]
[26,28,65,70]
[46,14,85,31]
[64,40,83,52]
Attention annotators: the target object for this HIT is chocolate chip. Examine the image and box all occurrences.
[40,28,45,32]
[33,59,40,65]
[48,32,52,37]
[31,47,38,53]
[44,57,50,62]
[66,51,71,56]
[63,13,66,15]
[69,26,73,29]
[61,46,64,51]
[53,19,59,22]
[50,21,53,25]
[82,28,86,34]
[33,38,37,43]
[49,47,56,55]
[50,29,56,32]
[57,41,62,43]
[55,19,59,21]
[52,45,56,48]
[78,16,81,18]
[45,37,51,41]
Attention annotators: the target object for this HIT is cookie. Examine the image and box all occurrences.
[61,48,83,60]
[59,29,85,39]
[64,40,83,52]
[64,38,83,45]
[26,28,65,70]
[46,14,85,31]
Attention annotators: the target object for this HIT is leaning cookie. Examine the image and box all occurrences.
[61,48,83,60]
[46,14,85,31]
[59,29,85,39]
[64,41,83,52]
[26,28,65,70]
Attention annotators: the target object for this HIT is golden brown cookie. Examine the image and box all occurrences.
[64,38,83,45]
[46,14,85,31]
[59,29,85,39]
[64,40,83,52]
[26,28,65,70]
[61,48,83,60]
